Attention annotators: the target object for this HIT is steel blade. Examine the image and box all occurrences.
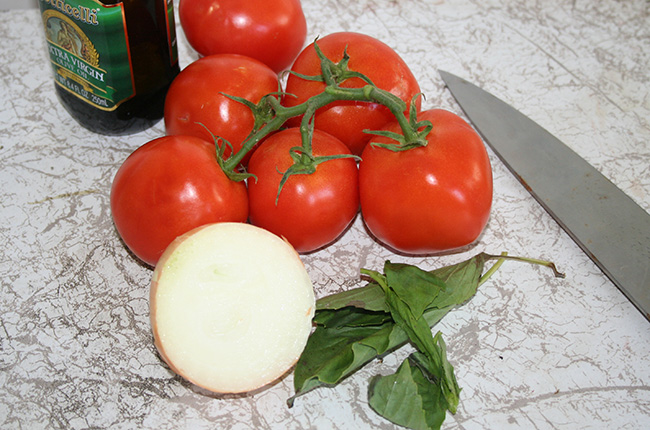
[439,70,650,321]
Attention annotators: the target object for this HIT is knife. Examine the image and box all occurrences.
[439,70,650,321]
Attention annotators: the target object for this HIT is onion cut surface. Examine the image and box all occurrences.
[150,222,315,393]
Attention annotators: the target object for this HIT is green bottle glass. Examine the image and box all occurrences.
[39,0,180,135]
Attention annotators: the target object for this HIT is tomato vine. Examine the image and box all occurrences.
[217,40,433,186]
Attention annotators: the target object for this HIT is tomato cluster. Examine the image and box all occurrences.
[110,15,493,267]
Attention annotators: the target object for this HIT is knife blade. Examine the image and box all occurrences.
[439,70,650,321]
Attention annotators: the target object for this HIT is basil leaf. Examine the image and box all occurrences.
[411,333,461,414]
[316,253,488,315]
[426,254,485,308]
[291,253,493,408]
[314,307,393,328]
[368,355,447,430]
[383,261,447,318]
[379,275,460,413]
[288,321,404,406]
[290,252,565,430]
[316,282,389,312]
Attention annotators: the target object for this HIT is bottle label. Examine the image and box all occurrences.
[39,0,134,111]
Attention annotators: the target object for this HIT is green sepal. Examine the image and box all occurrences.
[196,122,256,183]
[364,93,433,151]
[220,92,281,134]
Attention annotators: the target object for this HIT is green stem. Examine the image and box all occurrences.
[360,268,388,289]
[325,85,421,144]
[220,98,298,171]
[481,252,565,284]
[478,252,507,286]
[219,39,433,182]
[221,84,422,174]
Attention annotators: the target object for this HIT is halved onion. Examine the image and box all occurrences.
[150,222,315,393]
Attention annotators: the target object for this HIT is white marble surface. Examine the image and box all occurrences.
[1,1,649,429]
[0,0,38,10]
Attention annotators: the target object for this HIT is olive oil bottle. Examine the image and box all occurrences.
[39,0,180,135]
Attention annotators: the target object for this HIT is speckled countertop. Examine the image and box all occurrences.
[1,1,649,429]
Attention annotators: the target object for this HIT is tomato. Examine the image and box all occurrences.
[247,128,359,253]
[110,135,248,266]
[359,109,493,254]
[164,54,278,164]
[179,0,307,73]
[283,32,421,156]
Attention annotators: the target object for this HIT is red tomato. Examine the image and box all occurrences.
[247,128,359,253]
[110,136,248,266]
[179,0,307,73]
[283,32,421,156]
[359,109,493,254]
[164,54,278,164]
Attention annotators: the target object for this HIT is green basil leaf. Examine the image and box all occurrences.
[289,321,404,406]
[410,333,461,414]
[380,282,460,413]
[315,253,488,315]
[384,261,447,318]
[290,252,564,430]
[291,253,495,409]
[316,282,389,312]
[427,254,486,308]
[314,307,393,328]
[368,356,447,430]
